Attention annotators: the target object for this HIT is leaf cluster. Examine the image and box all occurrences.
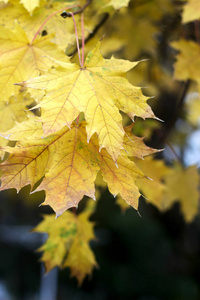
[0,0,199,285]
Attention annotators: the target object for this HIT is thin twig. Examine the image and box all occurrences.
[68,0,93,16]
[70,12,82,66]
[72,207,77,215]
[195,21,200,44]
[165,140,182,163]
[81,13,85,66]
[159,80,191,143]
[76,114,80,124]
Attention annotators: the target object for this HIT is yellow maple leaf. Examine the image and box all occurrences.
[0,23,69,101]
[19,0,40,15]
[135,157,172,210]
[0,136,8,160]
[163,164,199,222]
[36,122,144,214]
[33,199,97,285]
[35,124,100,216]
[63,206,97,285]
[99,148,144,209]
[84,8,158,61]
[171,39,200,83]
[182,0,200,23]
[0,133,52,193]
[0,1,102,51]
[21,42,155,161]
[0,121,144,216]
[1,118,44,141]
[0,93,34,132]
[0,123,100,210]
[3,0,41,14]
[115,194,131,213]
[123,124,158,158]
[136,158,200,222]
[78,0,129,16]
[135,156,171,182]
[106,0,130,9]
[86,0,174,60]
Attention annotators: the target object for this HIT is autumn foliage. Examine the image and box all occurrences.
[0,0,199,285]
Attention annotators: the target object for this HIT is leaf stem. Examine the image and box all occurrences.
[67,13,109,57]
[72,207,77,215]
[81,13,85,66]
[157,80,190,145]
[70,12,82,67]
[76,114,80,125]
[31,4,80,44]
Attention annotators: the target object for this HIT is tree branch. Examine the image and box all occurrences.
[60,0,93,18]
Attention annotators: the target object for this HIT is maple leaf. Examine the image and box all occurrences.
[0,122,144,216]
[33,199,97,285]
[0,93,34,132]
[0,23,69,101]
[0,1,102,51]
[82,0,130,15]
[116,194,131,213]
[182,0,200,23]
[163,164,199,222]
[20,42,155,161]
[84,8,158,61]
[34,124,100,215]
[135,158,200,222]
[0,136,9,160]
[1,118,43,141]
[19,0,40,15]
[123,124,158,158]
[100,149,144,208]
[106,0,130,9]
[171,39,200,83]
[135,157,171,210]
[3,0,41,13]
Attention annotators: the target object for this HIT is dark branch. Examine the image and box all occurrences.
[162,79,191,141]
[60,0,93,18]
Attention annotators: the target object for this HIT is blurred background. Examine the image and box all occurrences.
[0,189,200,300]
